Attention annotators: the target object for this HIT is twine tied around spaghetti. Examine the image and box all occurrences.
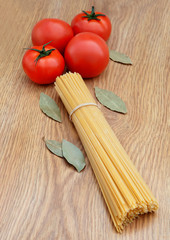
[69,102,99,121]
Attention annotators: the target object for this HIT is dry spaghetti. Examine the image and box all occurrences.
[54,72,158,232]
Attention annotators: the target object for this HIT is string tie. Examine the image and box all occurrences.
[69,103,98,120]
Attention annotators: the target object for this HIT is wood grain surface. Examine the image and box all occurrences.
[0,0,169,239]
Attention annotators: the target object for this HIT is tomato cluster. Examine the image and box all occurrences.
[22,6,112,84]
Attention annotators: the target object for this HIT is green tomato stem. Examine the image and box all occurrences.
[25,41,56,64]
[82,6,105,21]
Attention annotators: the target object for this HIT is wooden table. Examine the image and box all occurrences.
[0,0,169,239]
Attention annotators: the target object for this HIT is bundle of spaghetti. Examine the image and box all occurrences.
[54,72,158,232]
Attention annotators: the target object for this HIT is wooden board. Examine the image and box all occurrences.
[0,0,169,239]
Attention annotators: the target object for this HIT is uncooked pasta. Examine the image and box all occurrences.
[54,72,158,232]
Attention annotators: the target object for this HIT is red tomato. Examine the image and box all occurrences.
[71,6,111,41]
[64,32,109,78]
[22,43,65,84]
[32,19,74,54]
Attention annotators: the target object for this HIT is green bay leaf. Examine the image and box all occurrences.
[62,139,86,172]
[95,87,127,114]
[109,49,132,65]
[45,139,63,157]
[39,92,61,122]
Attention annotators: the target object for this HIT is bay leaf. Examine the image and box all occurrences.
[95,87,127,114]
[45,139,63,157]
[39,92,61,122]
[62,139,86,172]
[109,49,132,65]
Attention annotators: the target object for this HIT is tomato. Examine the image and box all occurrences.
[32,19,74,54]
[64,32,109,78]
[71,6,111,41]
[22,42,65,84]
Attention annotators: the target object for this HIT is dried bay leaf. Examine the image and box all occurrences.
[95,87,127,114]
[62,139,86,172]
[39,92,61,122]
[44,138,86,172]
[45,139,63,157]
[109,49,132,65]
